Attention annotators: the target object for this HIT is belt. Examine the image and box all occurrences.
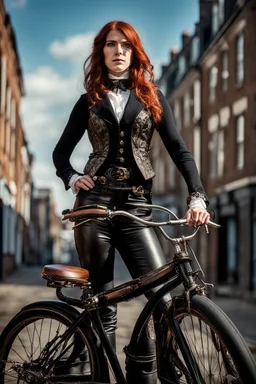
[92,176,149,197]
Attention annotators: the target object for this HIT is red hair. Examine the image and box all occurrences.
[83,21,162,123]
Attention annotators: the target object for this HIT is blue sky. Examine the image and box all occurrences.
[5,0,199,214]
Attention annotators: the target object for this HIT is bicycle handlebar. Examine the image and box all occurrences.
[62,203,220,243]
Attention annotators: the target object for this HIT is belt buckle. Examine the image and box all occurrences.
[111,167,130,181]
[131,185,144,196]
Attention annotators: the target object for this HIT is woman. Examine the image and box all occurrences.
[53,20,210,384]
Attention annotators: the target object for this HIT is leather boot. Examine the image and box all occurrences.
[125,316,157,384]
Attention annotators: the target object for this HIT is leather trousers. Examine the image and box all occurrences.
[73,186,171,383]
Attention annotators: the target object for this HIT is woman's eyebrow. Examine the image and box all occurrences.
[106,39,129,43]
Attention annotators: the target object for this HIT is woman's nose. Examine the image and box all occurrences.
[116,44,123,55]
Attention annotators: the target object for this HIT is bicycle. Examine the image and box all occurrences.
[0,202,256,384]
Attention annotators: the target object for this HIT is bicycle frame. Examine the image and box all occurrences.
[46,245,204,384]
[16,203,217,383]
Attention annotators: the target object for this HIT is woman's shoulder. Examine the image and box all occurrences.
[78,93,89,103]
[73,93,89,110]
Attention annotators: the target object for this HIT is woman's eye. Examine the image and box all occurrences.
[106,42,115,47]
[123,42,131,49]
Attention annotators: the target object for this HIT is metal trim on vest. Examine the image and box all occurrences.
[131,109,155,180]
[83,111,109,176]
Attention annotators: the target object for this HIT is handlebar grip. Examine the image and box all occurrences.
[208,220,221,228]
[169,219,220,228]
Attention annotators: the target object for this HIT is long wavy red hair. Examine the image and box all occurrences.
[84,21,162,123]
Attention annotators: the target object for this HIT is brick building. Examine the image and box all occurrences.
[156,0,256,296]
[0,0,34,278]
[200,0,256,295]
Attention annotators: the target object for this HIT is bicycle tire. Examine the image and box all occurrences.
[157,294,256,383]
[0,306,107,384]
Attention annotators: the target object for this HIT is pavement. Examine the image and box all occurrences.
[0,261,255,377]
[0,263,146,375]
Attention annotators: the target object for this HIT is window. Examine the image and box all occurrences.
[193,80,201,121]
[226,218,237,284]
[236,115,245,169]
[217,129,225,177]
[178,55,186,79]
[11,98,16,128]
[218,0,225,25]
[209,130,218,178]
[193,127,201,174]
[174,100,181,131]
[236,33,244,85]
[183,92,190,127]
[209,66,218,102]
[221,51,229,92]
[209,127,225,178]
[212,3,219,35]
[190,36,199,64]
[1,56,6,114]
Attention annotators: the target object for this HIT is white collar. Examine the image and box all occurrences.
[108,71,129,80]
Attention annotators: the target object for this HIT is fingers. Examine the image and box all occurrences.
[75,175,95,191]
[186,207,210,227]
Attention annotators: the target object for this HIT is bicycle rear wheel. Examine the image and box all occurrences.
[157,294,256,383]
[0,307,105,383]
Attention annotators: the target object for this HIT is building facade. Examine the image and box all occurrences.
[0,1,34,278]
[156,0,256,296]
[200,0,256,295]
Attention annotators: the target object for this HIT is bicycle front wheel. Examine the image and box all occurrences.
[0,307,105,383]
[158,294,256,383]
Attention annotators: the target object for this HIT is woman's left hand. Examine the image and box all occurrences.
[185,206,210,227]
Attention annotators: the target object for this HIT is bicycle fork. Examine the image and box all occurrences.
[165,243,205,383]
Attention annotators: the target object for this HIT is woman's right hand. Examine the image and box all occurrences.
[75,175,95,191]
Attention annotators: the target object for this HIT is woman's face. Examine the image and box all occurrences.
[103,29,133,76]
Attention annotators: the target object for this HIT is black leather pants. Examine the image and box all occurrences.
[73,186,171,383]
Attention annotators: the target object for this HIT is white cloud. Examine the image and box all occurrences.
[21,66,91,214]
[23,66,83,103]
[21,66,84,145]
[49,33,95,65]
[21,32,99,214]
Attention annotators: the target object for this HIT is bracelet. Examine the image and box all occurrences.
[187,192,208,206]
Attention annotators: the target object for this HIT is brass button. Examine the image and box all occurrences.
[92,176,97,181]
[120,131,125,137]
[120,140,124,145]
[119,148,124,154]
[119,157,125,163]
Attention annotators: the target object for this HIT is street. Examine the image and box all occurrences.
[0,262,255,381]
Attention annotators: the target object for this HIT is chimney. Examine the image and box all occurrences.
[182,29,190,47]
[170,48,178,62]
[199,0,212,26]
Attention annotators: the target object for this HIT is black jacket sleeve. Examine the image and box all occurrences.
[52,94,89,190]
[156,90,208,204]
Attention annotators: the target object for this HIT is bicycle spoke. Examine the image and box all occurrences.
[169,312,242,383]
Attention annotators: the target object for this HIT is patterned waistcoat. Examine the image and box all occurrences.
[83,90,156,180]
